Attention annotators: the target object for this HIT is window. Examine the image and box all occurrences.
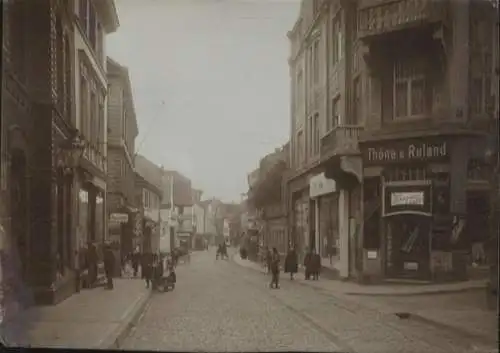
[56,17,64,112]
[79,0,89,33]
[98,94,105,153]
[352,77,361,124]
[307,116,313,156]
[331,13,342,65]
[328,96,340,131]
[393,57,427,119]
[313,113,320,154]
[80,77,89,137]
[90,91,97,145]
[64,35,72,118]
[97,23,103,62]
[313,40,319,84]
[313,0,320,15]
[297,130,304,166]
[88,2,97,50]
[470,17,494,115]
[10,0,27,81]
[297,70,303,109]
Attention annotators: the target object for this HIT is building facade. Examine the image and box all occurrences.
[0,0,119,307]
[134,155,163,254]
[73,0,119,290]
[356,0,498,282]
[106,57,139,264]
[247,145,289,259]
[287,0,499,283]
[159,170,193,251]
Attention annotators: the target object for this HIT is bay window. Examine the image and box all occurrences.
[393,57,427,119]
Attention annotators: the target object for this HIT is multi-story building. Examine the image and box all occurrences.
[159,170,193,251]
[287,0,499,283]
[134,155,163,254]
[247,145,289,257]
[0,0,119,306]
[191,189,207,249]
[106,57,139,262]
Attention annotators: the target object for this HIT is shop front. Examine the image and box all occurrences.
[76,173,107,287]
[361,135,490,281]
[309,173,341,273]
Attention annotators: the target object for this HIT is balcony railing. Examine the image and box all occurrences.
[358,0,448,39]
[83,143,106,172]
[320,125,362,161]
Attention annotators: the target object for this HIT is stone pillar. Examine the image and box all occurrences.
[338,189,350,278]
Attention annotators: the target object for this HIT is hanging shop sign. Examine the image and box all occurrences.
[383,184,432,217]
[309,172,337,198]
[363,138,449,166]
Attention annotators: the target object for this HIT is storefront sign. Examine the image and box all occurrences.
[363,140,448,165]
[383,184,432,217]
[110,213,129,223]
[309,173,336,198]
[391,192,424,207]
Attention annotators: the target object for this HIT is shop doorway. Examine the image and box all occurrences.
[385,214,431,279]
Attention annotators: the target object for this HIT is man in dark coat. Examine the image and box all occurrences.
[304,247,312,280]
[284,247,298,280]
[103,243,115,290]
[269,247,281,289]
[311,249,321,280]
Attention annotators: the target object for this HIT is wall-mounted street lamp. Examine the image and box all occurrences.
[58,130,86,174]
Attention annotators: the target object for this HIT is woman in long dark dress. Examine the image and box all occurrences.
[284,247,298,280]
[269,248,281,289]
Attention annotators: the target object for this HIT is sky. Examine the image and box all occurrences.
[107,0,300,203]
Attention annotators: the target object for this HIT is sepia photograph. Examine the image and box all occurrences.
[0,0,498,352]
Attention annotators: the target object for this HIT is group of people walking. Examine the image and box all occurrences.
[123,247,179,289]
[263,246,322,289]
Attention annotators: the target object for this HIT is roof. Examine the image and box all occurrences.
[160,170,193,207]
[106,57,139,137]
[134,154,163,190]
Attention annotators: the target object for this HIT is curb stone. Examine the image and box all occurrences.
[406,312,498,349]
[231,254,497,350]
[231,253,487,297]
[98,288,152,349]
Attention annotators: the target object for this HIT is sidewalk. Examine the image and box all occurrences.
[0,278,151,349]
[233,254,487,296]
[233,255,497,348]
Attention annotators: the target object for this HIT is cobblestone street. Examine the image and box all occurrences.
[121,249,498,353]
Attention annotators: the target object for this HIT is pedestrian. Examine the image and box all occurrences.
[265,247,272,274]
[143,252,153,289]
[284,246,298,280]
[132,247,140,277]
[311,248,321,280]
[103,242,115,290]
[87,241,98,287]
[304,247,312,280]
[74,250,81,293]
[269,247,280,289]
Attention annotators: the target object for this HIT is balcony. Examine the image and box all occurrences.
[82,143,106,173]
[357,0,449,40]
[320,125,362,162]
